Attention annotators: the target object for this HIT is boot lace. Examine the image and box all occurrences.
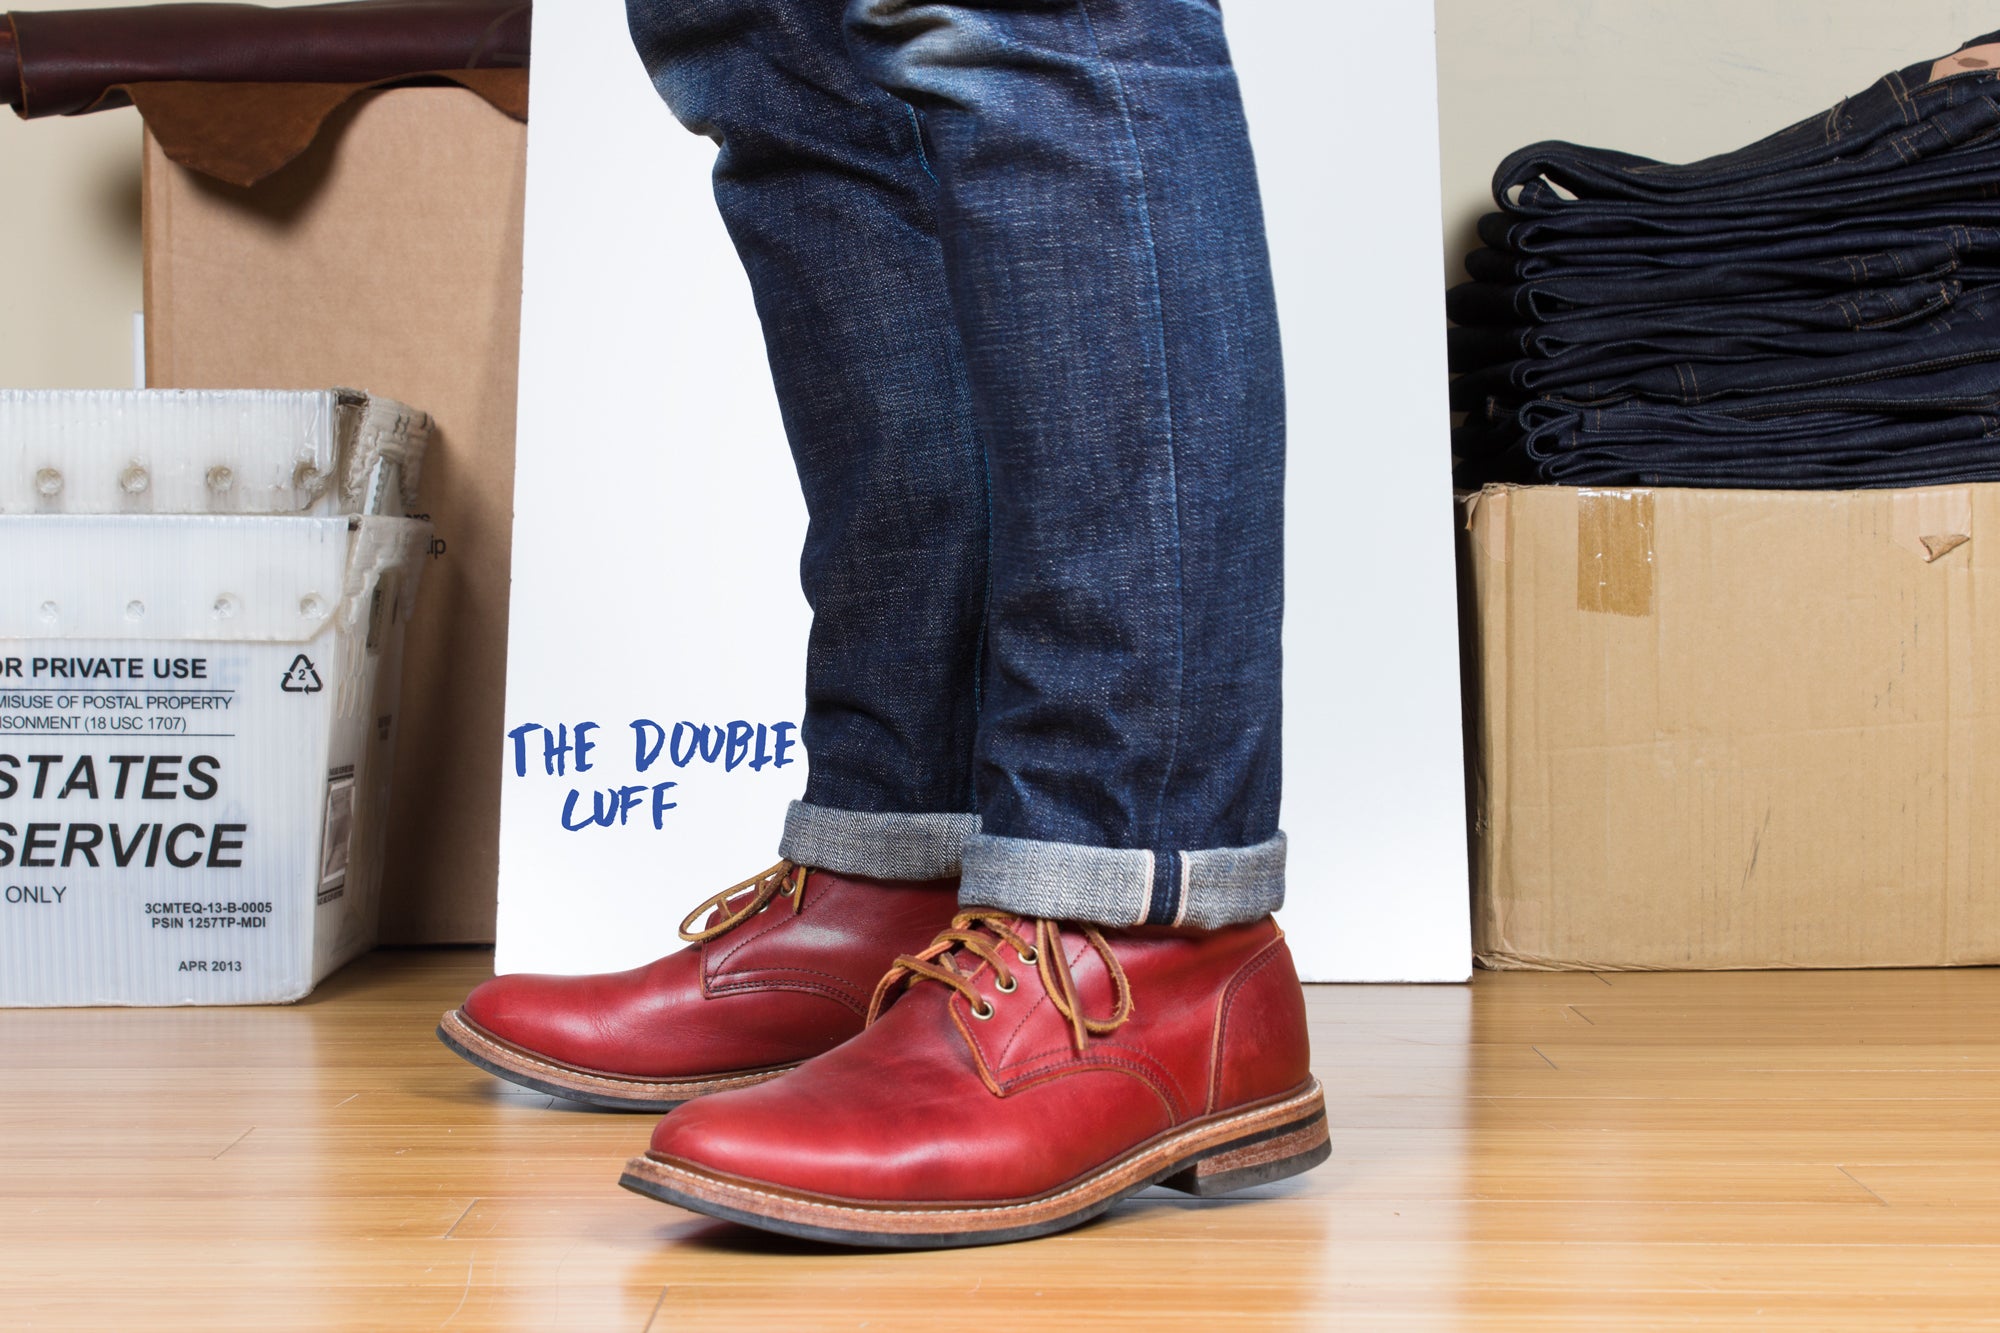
[677,861,808,942]
[866,911,1133,1053]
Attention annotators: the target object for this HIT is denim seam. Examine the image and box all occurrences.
[898,91,980,803]
[971,387,993,810]
[1074,0,1187,857]
[1144,849,1170,926]
[904,104,938,185]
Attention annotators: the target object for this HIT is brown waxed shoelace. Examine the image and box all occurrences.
[867,911,1134,1053]
[677,861,808,942]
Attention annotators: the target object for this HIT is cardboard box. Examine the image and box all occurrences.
[1459,482,2000,971]
[0,513,429,1004]
[144,87,524,944]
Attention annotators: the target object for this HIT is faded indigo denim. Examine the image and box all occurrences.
[625,0,1286,928]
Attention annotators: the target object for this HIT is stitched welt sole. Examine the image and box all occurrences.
[435,1010,795,1113]
[618,1079,1328,1248]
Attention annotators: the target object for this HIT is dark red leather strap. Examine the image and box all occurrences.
[5,1,529,118]
[0,17,21,113]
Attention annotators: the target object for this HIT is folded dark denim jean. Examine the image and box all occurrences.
[1459,357,2000,480]
[1518,397,2000,448]
[1458,285,2000,411]
[1463,401,2000,489]
[1449,282,1971,375]
[1464,224,2000,284]
[1535,440,2000,488]
[1448,279,1969,374]
[1485,196,1997,250]
[1481,200,2000,259]
[1494,361,2000,421]
[1556,321,2000,414]
[1499,140,2000,240]
[1449,313,1984,409]
[1494,40,2000,214]
[1454,404,2000,487]
[1448,243,1965,325]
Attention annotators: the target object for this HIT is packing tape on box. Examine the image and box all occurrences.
[1576,489,1655,617]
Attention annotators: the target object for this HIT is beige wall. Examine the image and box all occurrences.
[0,0,315,390]
[1435,1,1997,283]
[0,100,146,388]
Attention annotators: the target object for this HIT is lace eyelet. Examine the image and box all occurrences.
[970,1000,996,1021]
[994,974,1018,994]
[1016,947,1039,965]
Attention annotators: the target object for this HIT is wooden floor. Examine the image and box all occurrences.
[8,954,2000,1330]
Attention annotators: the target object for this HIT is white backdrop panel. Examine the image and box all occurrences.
[497,0,1469,982]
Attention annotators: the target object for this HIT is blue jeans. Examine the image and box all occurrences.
[624,0,1286,928]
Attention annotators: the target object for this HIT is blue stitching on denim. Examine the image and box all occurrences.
[906,105,939,186]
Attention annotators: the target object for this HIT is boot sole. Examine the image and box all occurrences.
[618,1078,1329,1247]
[436,1009,797,1113]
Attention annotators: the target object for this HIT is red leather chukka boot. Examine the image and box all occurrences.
[620,911,1326,1246]
[437,863,961,1111]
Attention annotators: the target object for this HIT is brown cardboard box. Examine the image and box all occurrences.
[144,86,524,944]
[1459,482,2000,971]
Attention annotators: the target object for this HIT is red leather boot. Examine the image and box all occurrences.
[619,910,1326,1246]
[437,862,962,1111]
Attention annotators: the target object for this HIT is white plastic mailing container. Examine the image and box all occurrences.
[0,388,430,517]
[0,513,430,1005]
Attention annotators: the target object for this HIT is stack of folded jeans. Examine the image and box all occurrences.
[1451,33,2000,489]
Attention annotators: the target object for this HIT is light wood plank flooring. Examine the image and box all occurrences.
[7,951,2000,1329]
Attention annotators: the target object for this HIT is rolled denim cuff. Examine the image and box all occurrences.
[778,800,980,880]
[959,830,1286,930]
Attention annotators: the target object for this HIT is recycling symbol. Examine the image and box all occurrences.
[282,654,324,694]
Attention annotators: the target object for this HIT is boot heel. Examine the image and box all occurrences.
[1158,1106,1331,1198]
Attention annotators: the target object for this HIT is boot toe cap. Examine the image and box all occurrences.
[460,972,602,1064]
[645,1092,906,1198]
